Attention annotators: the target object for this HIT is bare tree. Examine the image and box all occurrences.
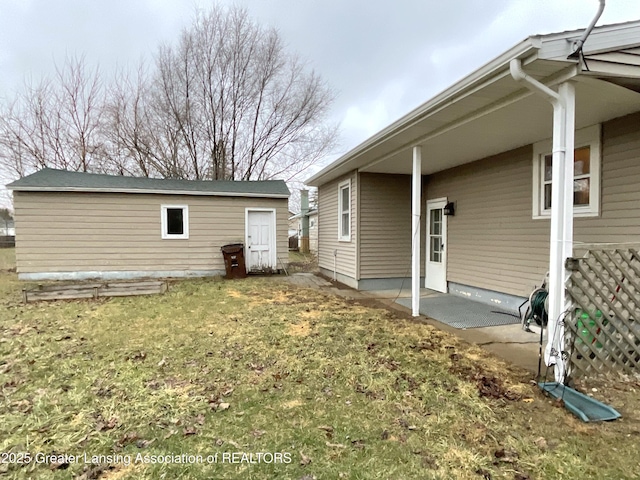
[112,5,337,181]
[0,5,337,185]
[0,207,13,237]
[0,56,105,177]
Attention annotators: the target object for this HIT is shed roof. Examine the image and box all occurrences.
[7,168,290,198]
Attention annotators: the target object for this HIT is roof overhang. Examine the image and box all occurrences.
[306,20,640,186]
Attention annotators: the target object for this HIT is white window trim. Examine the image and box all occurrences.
[161,204,189,239]
[532,124,601,219]
[338,179,351,242]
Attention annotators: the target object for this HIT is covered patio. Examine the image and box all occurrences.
[307,20,640,382]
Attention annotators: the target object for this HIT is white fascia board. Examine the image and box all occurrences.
[8,186,289,198]
[305,38,541,187]
[538,20,640,60]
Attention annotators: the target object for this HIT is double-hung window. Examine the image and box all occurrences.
[532,124,601,218]
[161,205,189,239]
[338,179,351,241]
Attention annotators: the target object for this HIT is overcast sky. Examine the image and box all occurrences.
[1,0,640,207]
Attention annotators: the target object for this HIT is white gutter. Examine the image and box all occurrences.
[510,59,576,383]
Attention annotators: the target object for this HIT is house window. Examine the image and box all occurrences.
[338,179,351,241]
[161,205,189,239]
[532,124,601,218]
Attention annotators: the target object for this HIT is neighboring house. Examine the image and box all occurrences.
[306,21,640,319]
[288,210,299,249]
[290,209,319,254]
[7,168,289,280]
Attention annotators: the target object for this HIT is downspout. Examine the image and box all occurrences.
[510,59,575,383]
[509,61,562,106]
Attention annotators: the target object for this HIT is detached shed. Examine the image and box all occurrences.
[7,168,290,281]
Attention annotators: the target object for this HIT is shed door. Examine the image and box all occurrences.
[425,199,447,292]
[246,210,276,272]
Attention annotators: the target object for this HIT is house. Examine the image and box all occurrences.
[306,19,640,376]
[290,208,319,254]
[7,168,290,280]
[288,210,299,249]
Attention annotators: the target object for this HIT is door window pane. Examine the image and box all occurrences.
[429,208,443,263]
[430,237,441,263]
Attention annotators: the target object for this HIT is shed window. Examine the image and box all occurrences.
[338,179,351,241]
[532,124,601,219]
[161,205,189,239]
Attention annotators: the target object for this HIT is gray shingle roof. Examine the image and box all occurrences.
[7,168,290,198]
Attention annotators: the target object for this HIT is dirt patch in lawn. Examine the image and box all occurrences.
[287,320,312,337]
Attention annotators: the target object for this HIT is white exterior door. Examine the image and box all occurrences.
[425,199,447,292]
[246,210,276,272]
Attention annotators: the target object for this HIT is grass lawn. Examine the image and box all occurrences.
[0,247,15,271]
[287,251,318,274]
[1,261,639,479]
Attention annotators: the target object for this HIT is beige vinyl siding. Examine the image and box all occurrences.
[575,112,640,242]
[359,173,425,278]
[13,191,288,275]
[425,111,640,298]
[317,172,357,279]
[426,146,548,297]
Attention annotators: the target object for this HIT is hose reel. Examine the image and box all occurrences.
[522,287,549,332]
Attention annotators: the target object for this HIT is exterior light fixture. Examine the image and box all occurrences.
[443,202,455,216]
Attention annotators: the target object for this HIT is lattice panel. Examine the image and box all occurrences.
[565,248,640,378]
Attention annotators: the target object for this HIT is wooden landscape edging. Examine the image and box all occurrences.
[22,280,168,303]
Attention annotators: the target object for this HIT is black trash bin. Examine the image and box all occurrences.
[221,243,247,279]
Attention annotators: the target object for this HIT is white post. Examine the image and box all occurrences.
[546,82,575,383]
[412,145,422,317]
[509,60,577,383]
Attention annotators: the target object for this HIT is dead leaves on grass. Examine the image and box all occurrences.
[475,374,522,401]
[95,415,118,432]
[75,464,116,480]
[183,426,198,436]
[448,349,522,401]
[299,451,312,466]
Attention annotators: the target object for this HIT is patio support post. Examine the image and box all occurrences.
[510,59,575,383]
[411,145,422,317]
[547,81,575,383]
